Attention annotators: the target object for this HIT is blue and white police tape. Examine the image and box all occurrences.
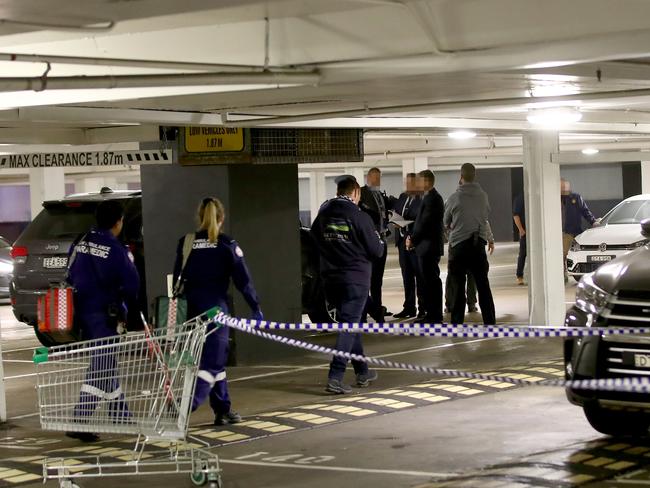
[223,316,650,339]
[211,311,650,393]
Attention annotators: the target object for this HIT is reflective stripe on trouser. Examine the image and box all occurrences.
[73,337,129,419]
[192,325,231,415]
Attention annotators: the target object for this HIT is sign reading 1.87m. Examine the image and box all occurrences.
[184,127,244,153]
[0,150,172,169]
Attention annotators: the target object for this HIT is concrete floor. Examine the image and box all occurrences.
[2,243,648,487]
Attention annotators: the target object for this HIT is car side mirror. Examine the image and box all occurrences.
[642,219,650,239]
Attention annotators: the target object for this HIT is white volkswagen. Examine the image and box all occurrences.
[566,194,650,281]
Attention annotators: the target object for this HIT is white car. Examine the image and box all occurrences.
[566,194,650,281]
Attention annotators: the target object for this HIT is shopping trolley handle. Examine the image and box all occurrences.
[33,347,49,364]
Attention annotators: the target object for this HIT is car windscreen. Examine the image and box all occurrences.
[602,199,650,225]
[0,237,9,248]
[20,203,98,240]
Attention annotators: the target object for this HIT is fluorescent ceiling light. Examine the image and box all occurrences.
[581,148,599,155]
[447,130,477,140]
[526,108,582,127]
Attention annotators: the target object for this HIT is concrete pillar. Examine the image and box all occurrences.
[642,161,650,194]
[80,176,118,193]
[309,171,327,224]
[523,131,565,327]
[29,168,65,219]
[402,157,428,179]
[0,318,5,423]
[345,167,365,186]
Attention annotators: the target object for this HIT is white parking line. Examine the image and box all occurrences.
[230,338,493,383]
[8,412,40,420]
[220,458,453,478]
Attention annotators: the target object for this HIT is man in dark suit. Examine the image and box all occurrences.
[406,170,445,323]
[359,167,391,321]
[392,173,424,319]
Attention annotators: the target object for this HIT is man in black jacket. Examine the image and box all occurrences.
[360,167,391,321]
[407,170,445,323]
[392,173,424,319]
[311,176,384,394]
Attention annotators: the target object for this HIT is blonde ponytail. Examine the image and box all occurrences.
[198,197,225,243]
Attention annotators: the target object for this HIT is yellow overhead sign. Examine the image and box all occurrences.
[184,127,244,153]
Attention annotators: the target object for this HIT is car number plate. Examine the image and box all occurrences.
[587,255,615,263]
[634,354,650,368]
[43,257,68,269]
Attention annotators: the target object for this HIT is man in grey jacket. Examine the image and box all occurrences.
[443,163,496,325]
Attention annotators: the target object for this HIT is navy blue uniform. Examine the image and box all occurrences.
[311,196,384,382]
[513,194,527,279]
[67,227,139,419]
[562,193,596,236]
[173,230,261,415]
[392,192,424,314]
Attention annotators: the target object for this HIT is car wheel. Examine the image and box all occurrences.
[583,403,650,437]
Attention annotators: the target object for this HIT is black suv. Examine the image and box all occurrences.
[565,219,650,436]
[11,189,324,346]
[10,189,146,346]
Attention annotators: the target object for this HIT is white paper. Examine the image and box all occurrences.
[389,212,414,228]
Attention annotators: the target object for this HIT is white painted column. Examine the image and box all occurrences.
[29,168,65,219]
[523,131,565,327]
[402,157,428,179]
[79,176,118,193]
[309,171,327,224]
[642,161,650,194]
[345,167,365,186]
[0,317,6,423]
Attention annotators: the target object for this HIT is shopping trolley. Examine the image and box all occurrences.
[33,311,223,488]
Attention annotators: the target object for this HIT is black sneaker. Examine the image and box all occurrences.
[356,369,378,387]
[325,378,352,394]
[215,411,242,426]
[393,309,416,319]
[65,431,100,443]
[382,306,393,318]
[417,311,426,320]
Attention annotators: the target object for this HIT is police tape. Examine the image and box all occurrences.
[211,312,650,393]
[232,317,650,339]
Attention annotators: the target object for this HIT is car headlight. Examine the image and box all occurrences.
[570,239,581,252]
[0,261,13,274]
[575,273,611,316]
[630,239,649,249]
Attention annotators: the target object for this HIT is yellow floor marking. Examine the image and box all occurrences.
[322,405,365,414]
[216,433,250,442]
[460,378,483,384]
[201,430,248,440]
[52,446,98,453]
[8,457,44,463]
[264,425,295,433]
[339,397,368,403]
[606,461,637,470]
[584,457,615,467]
[569,453,593,463]
[0,470,28,480]
[297,404,329,410]
[278,412,324,421]
[474,380,516,388]
[604,443,631,451]
[84,447,122,455]
[307,416,338,424]
[409,384,436,388]
[258,411,290,417]
[626,446,650,455]
[191,429,217,436]
[4,473,42,483]
[565,474,595,484]
[376,389,405,395]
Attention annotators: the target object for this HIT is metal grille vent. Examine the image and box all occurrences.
[251,129,363,163]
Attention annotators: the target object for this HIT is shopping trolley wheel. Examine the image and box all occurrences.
[190,471,207,486]
[208,480,222,488]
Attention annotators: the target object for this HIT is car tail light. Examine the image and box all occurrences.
[10,246,28,264]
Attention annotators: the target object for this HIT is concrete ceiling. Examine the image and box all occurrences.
[3,0,650,159]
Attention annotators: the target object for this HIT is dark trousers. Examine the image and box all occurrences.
[448,237,496,325]
[369,242,388,317]
[445,272,477,310]
[418,253,443,323]
[192,324,231,415]
[398,242,424,313]
[325,282,370,381]
[516,235,527,278]
[74,312,129,419]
